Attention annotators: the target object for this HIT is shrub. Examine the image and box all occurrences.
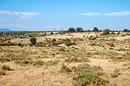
[88,36,97,40]
[111,32,115,34]
[44,60,59,66]
[30,37,37,45]
[0,70,6,75]
[51,38,58,46]
[45,38,51,47]
[33,60,44,66]
[0,42,18,46]
[64,39,76,46]
[1,65,14,71]
[50,32,54,35]
[112,52,130,61]
[18,43,24,47]
[0,58,10,63]
[59,47,66,51]
[110,43,115,47]
[117,32,120,35]
[73,64,108,86]
[102,29,111,35]
[61,63,72,73]
[111,69,120,78]
[15,59,33,66]
[65,56,90,63]
[36,42,45,47]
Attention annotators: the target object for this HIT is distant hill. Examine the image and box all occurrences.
[0,28,12,32]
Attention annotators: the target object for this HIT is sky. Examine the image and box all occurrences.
[0,0,130,31]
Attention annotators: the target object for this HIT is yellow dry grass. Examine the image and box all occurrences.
[0,32,130,86]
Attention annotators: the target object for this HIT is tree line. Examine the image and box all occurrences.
[67,27,130,32]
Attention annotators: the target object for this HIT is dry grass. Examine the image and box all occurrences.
[0,32,130,86]
[65,56,90,63]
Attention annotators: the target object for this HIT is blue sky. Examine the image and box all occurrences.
[0,0,130,31]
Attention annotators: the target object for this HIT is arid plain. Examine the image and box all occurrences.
[0,32,130,86]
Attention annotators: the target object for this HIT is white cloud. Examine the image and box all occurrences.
[0,10,40,19]
[104,11,130,16]
[80,12,101,16]
[81,11,130,17]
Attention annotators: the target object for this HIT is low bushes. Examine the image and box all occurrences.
[73,64,108,86]
[61,63,72,73]
[1,65,14,71]
[0,70,6,75]
[0,42,19,46]
[30,37,37,45]
[0,65,14,76]
[112,51,130,61]
[45,38,76,47]
[65,56,90,63]
[102,29,111,35]
[111,69,120,78]
[33,60,44,66]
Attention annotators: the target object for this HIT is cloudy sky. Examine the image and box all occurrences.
[0,0,130,31]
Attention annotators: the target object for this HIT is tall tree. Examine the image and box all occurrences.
[68,27,76,32]
[76,27,84,32]
[123,29,130,32]
[93,27,99,32]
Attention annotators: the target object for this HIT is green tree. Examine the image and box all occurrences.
[30,37,37,45]
[93,27,99,32]
[68,27,76,32]
[76,27,84,32]
[123,29,130,32]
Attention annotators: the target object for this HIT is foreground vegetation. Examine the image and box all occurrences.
[0,29,130,86]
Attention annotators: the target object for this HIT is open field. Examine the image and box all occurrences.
[0,32,130,86]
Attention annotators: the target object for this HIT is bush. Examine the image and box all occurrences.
[111,69,120,78]
[65,56,90,63]
[110,43,115,47]
[112,52,130,61]
[59,47,66,51]
[73,64,108,86]
[50,32,54,35]
[0,65,14,76]
[30,37,37,45]
[33,60,44,66]
[1,65,14,71]
[64,38,76,46]
[18,43,24,47]
[0,70,6,75]
[44,60,59,66]
[61,63,72,73]
[0,42,19,46]
[15,59,33,66]
[88,36,97,40]
[111,32,115,34]
[102,29,111,35]
[36,42,45,47]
